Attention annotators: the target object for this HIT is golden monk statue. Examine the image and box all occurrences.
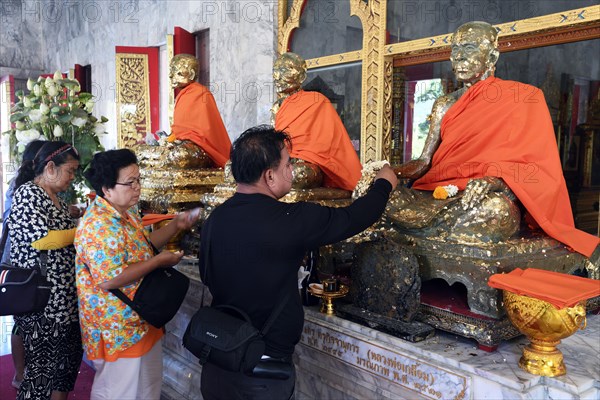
[271,52,362,192]
[137,54,231,213]
[167,54,231,167]
[384,21,599,258]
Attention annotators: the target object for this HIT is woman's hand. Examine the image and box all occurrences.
[173,207,202,230]
[68,204,85,218]
[155,250,184,268]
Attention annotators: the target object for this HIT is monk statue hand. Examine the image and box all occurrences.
[461,176,513,210]
[393,159,430,180]
[461,178,492,210]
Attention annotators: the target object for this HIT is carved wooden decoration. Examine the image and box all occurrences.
[115,53,151,149]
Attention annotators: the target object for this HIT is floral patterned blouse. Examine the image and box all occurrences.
[75,196,154,360]
[8,182,78,324]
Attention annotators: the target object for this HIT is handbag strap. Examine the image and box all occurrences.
[201,210,291,337]
[109,287,135,308]
[109,220,159,308]
[0,220,48,277]
[0,223,8,261]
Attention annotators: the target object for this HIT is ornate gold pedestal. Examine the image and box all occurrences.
[136,142,224,213]
[503,291,587,377]
[309,284,349,315]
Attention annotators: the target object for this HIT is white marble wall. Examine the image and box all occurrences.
[0,0,278,150]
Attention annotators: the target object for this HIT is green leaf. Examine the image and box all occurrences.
[100,116,108,123]
[10,112,27,122]
[71,108,88,118]
[56,113,73,123]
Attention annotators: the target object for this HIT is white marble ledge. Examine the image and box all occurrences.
[305,308,600,397]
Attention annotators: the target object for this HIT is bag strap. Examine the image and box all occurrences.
[201,209,291,337]
[110,287,135,308]
[0,220,48,277]
[258,289,290,337]
[0,223,9,261]
[109,220,159,308]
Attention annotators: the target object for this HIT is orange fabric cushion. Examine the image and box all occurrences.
[488,268,600,309]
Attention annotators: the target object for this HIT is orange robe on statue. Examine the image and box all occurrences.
[275,90,362,191]
[169,82,231,168]
[413,77,599,258]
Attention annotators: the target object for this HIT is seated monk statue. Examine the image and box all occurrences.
[388,21,599,259]
[271,52,362,192]
[137,54,231,213]
[167,54,231,167]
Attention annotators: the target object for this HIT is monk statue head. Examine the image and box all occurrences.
[273,52,307,96]
[450,21,499,87]
[169,54,199,89]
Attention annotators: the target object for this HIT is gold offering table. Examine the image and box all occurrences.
[161,261,600,400]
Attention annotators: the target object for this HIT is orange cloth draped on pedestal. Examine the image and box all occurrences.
[413,77,599,257]
[488,268,600,309]
[169,82,231,167]
[141,214,174,227]
[275,90,362,191]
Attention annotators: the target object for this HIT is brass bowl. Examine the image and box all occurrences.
[503,291,587,377]
[308,284,349,315]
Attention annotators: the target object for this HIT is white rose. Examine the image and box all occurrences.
[53,125,64,137]
[53,70,62,80]
[94,123,106,134]
[44,77,54,88]
[26,78,35,91]
[15,121,25,130]
[26,129,41,141]
[85,101,94,112]
[47,85,58,97]
[40,103,50,114]
[28,109,43,122]
[33,84,42,97]
[23,97,32,108]
[19,129,40,145]
[72,117,87,128]
[15,130,25,142]
[17,143,25,153]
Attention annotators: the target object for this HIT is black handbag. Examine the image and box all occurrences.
[182,291,289,373]
[111,266,190,328]
[0,227,51,316]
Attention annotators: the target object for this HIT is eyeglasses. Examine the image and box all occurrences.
[115,177,141,189]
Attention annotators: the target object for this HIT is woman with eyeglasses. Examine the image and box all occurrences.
[8,140,83,400]
[74,149,200,400]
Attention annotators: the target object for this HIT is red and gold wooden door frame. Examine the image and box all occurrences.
[115,46,159,149]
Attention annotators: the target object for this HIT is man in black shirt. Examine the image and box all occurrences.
[199,125,397,399]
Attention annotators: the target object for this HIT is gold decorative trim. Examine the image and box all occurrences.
[381,58,393,162]
[116,53,151,149]
[167,34,174,126]
[278,0,306,54]
[386,6,600,57]
[305,51,362,69]
[351,0,387,163]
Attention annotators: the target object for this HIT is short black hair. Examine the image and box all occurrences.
[84,149,138,197]
[14,141,80,189]
[230,125,291,184]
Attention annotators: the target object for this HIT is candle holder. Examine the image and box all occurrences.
[308,283,349,315]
